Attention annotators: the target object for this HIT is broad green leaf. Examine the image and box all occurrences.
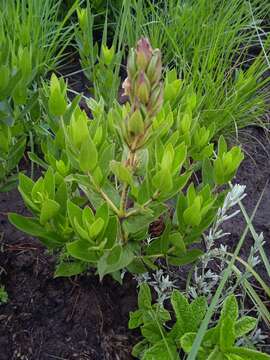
[168,249,203,266]
[228,347,270,360]
[171,290,190,336]
[181,332,196,353]
[66,240,99,263]
[43,167,55,199]
[142,339,179,360]
[220,316,235,352]
[141,322,164,345]
[183,198,201,227]
[8,213,64,248]
[235,317,257,337]
[79,137,98,172]
[190,296,208,330]
[220,294,238,323]
[40,199,60,225]
[54,261,87,277]
[89,218,104,238]
[129,309,143,329]
[218,135,227,156]
[110,160,133,185]
[97,245,134,280]
[138,283,152,310]
[103,216,118,249]
[67,200,82,229]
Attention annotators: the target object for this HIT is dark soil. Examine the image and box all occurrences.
[224,127,270,282]
[0,132,270,358]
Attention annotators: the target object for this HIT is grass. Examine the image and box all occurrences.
[109,0,270,137]
[0,0,78,84]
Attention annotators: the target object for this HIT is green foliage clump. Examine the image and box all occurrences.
[9,38,243,281]
[0,0,78,191]
[129,283,270,360]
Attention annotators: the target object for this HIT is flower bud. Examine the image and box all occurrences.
[146,49,162,85]
[128,109,144,136]
[127,48,137,79]
[136,37,153,70]
[135,71,151,104]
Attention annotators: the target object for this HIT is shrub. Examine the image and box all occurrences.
[9,38,243,281]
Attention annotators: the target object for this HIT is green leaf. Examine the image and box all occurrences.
[40,199,60,225]
[171,290,192,336]
[168,249,203,266]
[228,347,270,360]
[79,137,98,172]
[183,198,201,226]
[142,339,179,360]
[7,137,26,172]
[206,347,225,360]
[28,152,49,169]
[132,339,149,358]
[8,213,64,248]
[110,160,133,186]
[202,158,214,188]
[67,200,82,229]
[235,317,257,337]
[141,323,164,344]
[152,168,173,194]
[18,172,34,196]
[89,218,104,238]
[220,316,235,352]
[129,309,144,329]
[97,245,134,280]
[43,167,55,199]
[218,135,227,156]
[48,74,66,116]
[66,240,99,263]
[54,261,87,277]
[190,296,208,330]
[181,332,196,353]
[138,283,152,310]
[103,216,118,249]
[220,294,238,323]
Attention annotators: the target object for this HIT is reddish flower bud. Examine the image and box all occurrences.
[136,37,153,70]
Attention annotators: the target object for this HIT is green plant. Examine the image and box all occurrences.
[0,0,78,190]
[129,284,270,360]
[75,4,121,107]
[0,285,8,304]
[9,38,243,280]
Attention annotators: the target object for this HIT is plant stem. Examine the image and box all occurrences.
[88,172,121,217]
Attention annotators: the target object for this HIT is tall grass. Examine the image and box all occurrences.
[115,0,270,137]
[0,0,78,82]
